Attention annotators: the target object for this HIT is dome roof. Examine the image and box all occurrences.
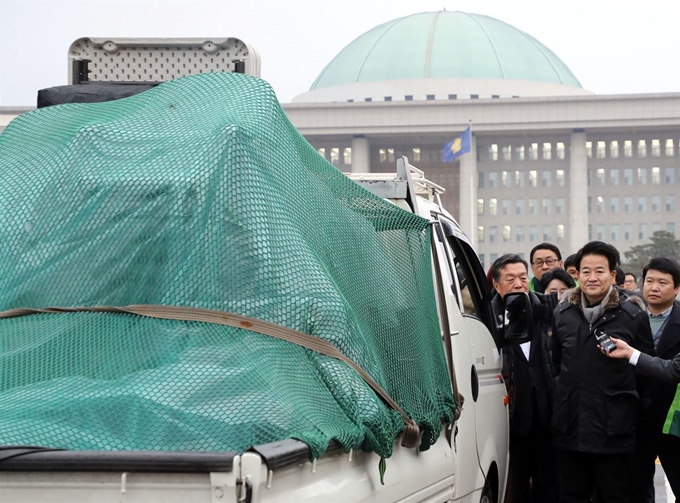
[310,11,581,91]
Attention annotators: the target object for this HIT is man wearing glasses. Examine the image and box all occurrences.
[529,243,564,294]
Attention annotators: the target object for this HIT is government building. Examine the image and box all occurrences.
[282,11,680,268]
[2,11,679,268]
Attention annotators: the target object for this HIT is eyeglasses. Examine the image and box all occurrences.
[531,258,558,267]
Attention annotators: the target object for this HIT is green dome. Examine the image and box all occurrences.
[310,11,581,90]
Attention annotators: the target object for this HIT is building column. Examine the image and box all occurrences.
[569,131,589,253]
[351,135,370,173]
[458,134,478,248]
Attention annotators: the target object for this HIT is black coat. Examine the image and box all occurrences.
[494,292,556,437]
[551,287,654,454]
[646,300,680,445]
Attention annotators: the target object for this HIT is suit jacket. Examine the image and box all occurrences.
[636,352,680,383]
[646,300,680,444]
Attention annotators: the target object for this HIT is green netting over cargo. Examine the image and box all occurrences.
[0,72,455,459]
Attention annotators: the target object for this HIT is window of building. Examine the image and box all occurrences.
[556,198,565,214]
[597,168,606,185]
[638,196,647,212]
[478,226,485,242]
[501,170,511,187]
[515,170,525,187]
[488,172,498,188]
[492,94,500,99]
[666,195,675,212]
[652,167,661,184]
[586,141,592,158]
[448,94,457,100]
[588,224,593,241]
[624,140,633,157]
[489,144,498,161]
[587,169,592,186]
[543,142,552,160]
[405,95,413,101]
[412,147,421,162]
[611,224,620,241]
[502,146,512,161]
[490,253,499,264]
[556,142,566,160]
[588,196,592,214]
[639,223,647,240]
[596,141,606,158]
[610,140,619,158]
[479,253,485,269]
[503,225,512,242]
[610,168,619,185]
[542,198,552,215]
[556,224,565,242]
[489,198,498,216]
[529,225,538,241]
[610,196,619,213]
[387,148,395,162]
[330,147,340,165]
[343,147,352,165]
[364,97,372,102]
[652,223,662,233]
[515,145,525,161]
[624,196,633,212]
[502,199,511,215]
[470,94,479,99]
[638,167,647,184]
[597,224,606,240]
[624,224,633,240]
[667,222,676,234]
[542,170,552,187]
[623,168,633,185]
[317,147,326,159]
[652,139,661,157]
[543,225,552,241]
[478,172,484,188]
[596,196,604,213]
[426,94,435,100]
[529,143,538,160]
[638,139,647,157]
[515,199,525,215]
[556,169,565,186]
[489,226,498,243]
[666,139,675,156]
[384,96,392,102]
[477,198,484,215]
[529,199,538,215]
[652,195,661,212]
[666,167,675,184]
[516,226,525,242]
[529,170,538,187]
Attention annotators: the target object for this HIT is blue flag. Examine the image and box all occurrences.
[443,127,471,162]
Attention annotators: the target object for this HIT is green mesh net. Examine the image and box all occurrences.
[0,72,455,459]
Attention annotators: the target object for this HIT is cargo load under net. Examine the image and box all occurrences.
[0,72,455,459]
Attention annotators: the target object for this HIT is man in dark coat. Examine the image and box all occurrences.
[490,254,558,503]
[551,241,654,502]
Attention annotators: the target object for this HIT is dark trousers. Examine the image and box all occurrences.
[630,432,680,503]
[507,428,559,503]
[558,450,632,503]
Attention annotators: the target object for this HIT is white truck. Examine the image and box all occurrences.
[0,38,520,503]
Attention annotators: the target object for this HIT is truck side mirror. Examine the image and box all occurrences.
[502,292,534,344]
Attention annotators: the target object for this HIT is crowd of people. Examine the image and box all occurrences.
[490,241,680,503]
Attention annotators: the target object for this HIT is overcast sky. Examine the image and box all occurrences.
[2,0,680,106]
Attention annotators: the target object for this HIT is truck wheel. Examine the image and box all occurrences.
[479,478,495,503]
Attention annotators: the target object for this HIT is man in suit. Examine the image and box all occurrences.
[604,337,680,383]
[490,254,558,503]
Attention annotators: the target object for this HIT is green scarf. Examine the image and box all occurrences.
[663,384,680,438]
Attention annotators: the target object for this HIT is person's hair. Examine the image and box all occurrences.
[540,268,576,291]
[625,272,637,282]
[491,254,528,282]
[615,266,625,286]
[529,242,562,264]
[642,257,680,287]
[574,241,619,272]
[564,253,577,270]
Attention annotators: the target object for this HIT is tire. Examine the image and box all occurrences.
[480,478,495,503]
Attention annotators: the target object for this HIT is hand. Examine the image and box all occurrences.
[598,337,634,359]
